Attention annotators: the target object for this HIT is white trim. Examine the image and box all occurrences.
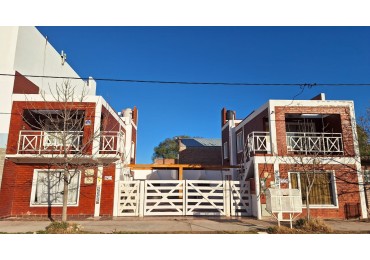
[113,162,123,217]
[236,131,243,153]
[92,97,102,156]
[234,102,269,132]
[287,171,339,208]
[94,165,103,217]
[348,102,368,219]
[29,169,81,207]
[223,141,229,159]
[253,159,262,219]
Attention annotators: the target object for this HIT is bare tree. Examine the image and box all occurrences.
[16,81,124,222]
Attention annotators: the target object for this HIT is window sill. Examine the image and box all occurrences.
[30,203,79,207]
[301,205,338,209]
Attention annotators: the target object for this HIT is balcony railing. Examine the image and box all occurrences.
[286,132,343,155]
[17,130,125,155]
[18,130,83,154]
[99,131,125,155]
[247,131,271,153]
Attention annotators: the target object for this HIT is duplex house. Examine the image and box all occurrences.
[0,27,137,218]
[221,93,368,219]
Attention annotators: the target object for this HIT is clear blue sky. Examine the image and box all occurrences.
[37,27,370,163]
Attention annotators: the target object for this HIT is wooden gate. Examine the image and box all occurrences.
[144,180,185,216]
[186,180,226,216]
[230,180,252,216]
[118,181,140,216]
[117,180,251,217]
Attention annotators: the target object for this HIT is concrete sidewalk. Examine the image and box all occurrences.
[0,217,273,234]
[0,217,369,234]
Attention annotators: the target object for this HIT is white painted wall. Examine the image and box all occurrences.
[0,26,97,148]
[13,27,96,96]
[133,169,224,180]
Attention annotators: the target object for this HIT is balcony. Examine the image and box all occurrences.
[99,131,125,155]
[286,132,343,155]
[18,130,83,154]
[247,131,271,153]
[17,130,125,155]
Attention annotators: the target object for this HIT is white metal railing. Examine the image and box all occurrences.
[18,130,83,154]
[247,131,271,153]
[99,131,125,154]
[286,132,343,155]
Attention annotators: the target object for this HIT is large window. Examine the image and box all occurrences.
[31,170,80,206]
[290,172,336,206]
[236,132,243,153]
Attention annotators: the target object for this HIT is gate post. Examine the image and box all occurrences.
[183,180,186,216]
[139,180,146,217]
[225,180,231,217]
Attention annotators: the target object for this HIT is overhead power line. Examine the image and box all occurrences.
[1,73,370,87]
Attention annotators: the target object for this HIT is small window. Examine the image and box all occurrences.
[131,142,135,159]
[237,132,243,153]
[290,172,335,205]
[364,170,370,184]
[31,170,80,206]
[223,142,229,159]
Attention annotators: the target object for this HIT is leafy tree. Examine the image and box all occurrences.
[358,108,370,156]
[152,135,190,161]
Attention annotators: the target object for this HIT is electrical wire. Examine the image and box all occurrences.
[1,73,370,86]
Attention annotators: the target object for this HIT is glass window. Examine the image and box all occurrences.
[237,132,243,153]
[223,142,228,159]
[31,170,80,205]
[364,170,370,184]
[290,172,334,205]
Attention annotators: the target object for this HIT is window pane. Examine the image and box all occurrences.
[33,171,79,205]
[299,172,333,205]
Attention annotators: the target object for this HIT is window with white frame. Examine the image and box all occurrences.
[31,170,80,206]
[236,132,243,153]
[289,171,336,206]
[223,142,229,159]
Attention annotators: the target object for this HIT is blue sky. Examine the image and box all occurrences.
[37,27,370,163]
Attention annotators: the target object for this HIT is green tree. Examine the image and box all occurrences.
[358,107,370,156]
[152,136,190,162]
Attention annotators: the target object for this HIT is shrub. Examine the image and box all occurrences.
[43,221,82,234]
[267,218,332,234]
[293,218,332,233]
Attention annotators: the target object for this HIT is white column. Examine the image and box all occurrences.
[112,161,121,217]
[254,159,262,219]
[139,180,145,217]
[268,101,278,155]
[349,103,368,219]
[94,165,103,217]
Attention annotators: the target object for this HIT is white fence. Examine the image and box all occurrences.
[286,132,343,154]
[117,180,251,217]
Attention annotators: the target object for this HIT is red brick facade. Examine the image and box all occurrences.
[274,106,355,157]
[0,99,135,218]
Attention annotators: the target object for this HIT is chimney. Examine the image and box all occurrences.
[221,108,227,127]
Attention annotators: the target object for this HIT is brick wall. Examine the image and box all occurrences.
[6,101,96,155]
[277,163,361,219]
[0,161,100,217]
[236,108,268,163]
[179,147,222,165]
[13,71,39,94]
[274,106,355,157]
[99,164,116,216]
[0,148,5,188]
[222,126,230,165]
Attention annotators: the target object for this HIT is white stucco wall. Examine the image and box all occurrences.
[0,26,96,148]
